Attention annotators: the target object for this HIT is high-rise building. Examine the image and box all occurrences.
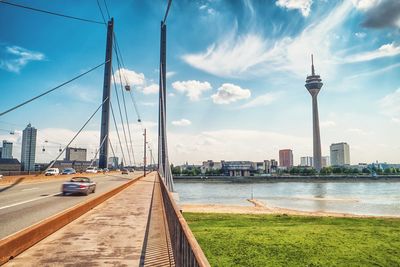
[65,147,87,161]
[1,140,13,159]
[21,123,37,171]
[330,143,350,166]
[305,55,323,171]
[300,156,313,167]
[279,149,293,168]
[108,156,119,168]
[322,156,330,168]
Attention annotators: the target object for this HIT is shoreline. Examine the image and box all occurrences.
[181,199,400,219]
[174,175,400,183]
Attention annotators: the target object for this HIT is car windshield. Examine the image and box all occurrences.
[70,177,90,183]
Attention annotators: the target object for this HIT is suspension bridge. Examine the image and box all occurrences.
[0,0,209,266]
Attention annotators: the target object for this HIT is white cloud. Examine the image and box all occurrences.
[113,68,145,86]
[379,88,400,122]
[348,62,400,80]
[142,84,159,94]
[351,0,381,11]
[183,31,270,78]
[183,1,353,78]
[0,46,45,73]
[172,80,212,101]
[211,83,251,104]
[172,119,192,126]
[345,43,400,63]
[166,71,176,78]
[275,0,313,17]
[320,120,336,128]
[355,32,367,38]
[240,92,281,109]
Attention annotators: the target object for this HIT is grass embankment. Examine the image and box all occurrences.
[184,213,400,267]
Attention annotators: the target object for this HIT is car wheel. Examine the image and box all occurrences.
[84,190,89,196]
[62,192,67,196]
[92,187,96,193]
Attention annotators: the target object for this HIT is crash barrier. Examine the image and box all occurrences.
[0,173,145,265]
[158,173,210,267]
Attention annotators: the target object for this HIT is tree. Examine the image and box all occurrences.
[320,167,332,175]
[384,168,392,175]
[362,168,371,174]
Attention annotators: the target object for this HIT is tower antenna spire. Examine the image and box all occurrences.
[311,54,315,75]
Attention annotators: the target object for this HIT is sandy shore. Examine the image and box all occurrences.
[181,199,400,219]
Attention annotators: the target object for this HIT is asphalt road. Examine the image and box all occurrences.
[0,172,142,239]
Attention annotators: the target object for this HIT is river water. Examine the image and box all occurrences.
[174,180,400,216]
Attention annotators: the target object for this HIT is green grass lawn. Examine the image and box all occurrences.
[184,213,400,267]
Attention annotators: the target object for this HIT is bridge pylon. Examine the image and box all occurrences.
[99,18,114,169]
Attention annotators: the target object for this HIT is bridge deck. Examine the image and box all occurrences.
[6,172,174,266]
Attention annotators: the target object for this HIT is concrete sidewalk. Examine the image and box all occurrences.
[6,173,158,266]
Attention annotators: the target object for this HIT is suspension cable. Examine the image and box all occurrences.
[110,102,127,167]
[0,60,109,117]
[89,134,108,167]
[0,0,105,25]
[44,97,108,172]
[96,0,107,24]
[111,67,132,166]
[113,43,136,166]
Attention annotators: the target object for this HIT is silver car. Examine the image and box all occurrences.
[62,177,96,196]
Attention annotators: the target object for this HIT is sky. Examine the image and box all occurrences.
[0,0,399,166]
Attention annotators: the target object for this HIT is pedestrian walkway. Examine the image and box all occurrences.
[6,172,174,266]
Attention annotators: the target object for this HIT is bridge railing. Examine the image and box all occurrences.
[158,173,210,267]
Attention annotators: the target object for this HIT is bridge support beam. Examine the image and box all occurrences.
[99,18,114,169]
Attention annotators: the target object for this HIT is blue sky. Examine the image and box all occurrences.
[0,0,399,165]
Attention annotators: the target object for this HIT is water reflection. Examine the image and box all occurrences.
[312,183,327,211]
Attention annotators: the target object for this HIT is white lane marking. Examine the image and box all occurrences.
[0,192,62,211]
[21,187,40,191]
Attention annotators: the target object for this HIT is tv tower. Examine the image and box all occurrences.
[305,55,323,171]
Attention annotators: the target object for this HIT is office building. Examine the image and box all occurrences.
[21,123,37,171]
[0,158,21,172]
[330,142,350,166]
[108,156,119,168]
[305,55,323,171]
[1,140,13,159]
[201,160,222,174]
[300,156,313,167]
[279,149,293,169]
[65,147,87,161]
[322,156,330,168]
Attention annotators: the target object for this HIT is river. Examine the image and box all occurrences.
[174,180,400,216]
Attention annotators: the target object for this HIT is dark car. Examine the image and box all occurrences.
[62,177,96,196]
[121,168,129,175]
[61,168,76,175]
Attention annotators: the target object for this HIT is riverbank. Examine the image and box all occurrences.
[174,175,400,183]
[181,198,400,219]
[184,212,400,266]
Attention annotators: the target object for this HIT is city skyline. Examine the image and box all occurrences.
[1,0,399,165]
